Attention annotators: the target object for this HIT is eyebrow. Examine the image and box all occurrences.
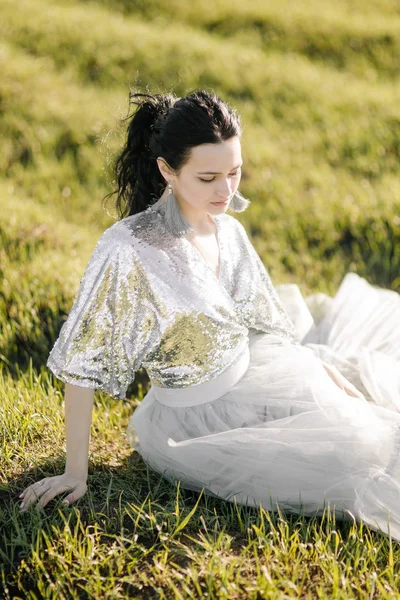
[197,162,243,175]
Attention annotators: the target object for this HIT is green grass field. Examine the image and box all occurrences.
[1,0,400,597]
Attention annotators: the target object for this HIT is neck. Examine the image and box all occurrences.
[179,203,215,235]
[160,187,216,235]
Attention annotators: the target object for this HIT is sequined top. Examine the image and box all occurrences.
[47,206,299,398]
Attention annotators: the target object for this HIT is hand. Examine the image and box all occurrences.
[322,362,366,400]
[19,472,88,513]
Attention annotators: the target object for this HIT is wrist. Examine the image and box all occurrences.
[64,467,88,481]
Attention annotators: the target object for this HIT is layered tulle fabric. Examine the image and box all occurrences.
[127,273,400,541]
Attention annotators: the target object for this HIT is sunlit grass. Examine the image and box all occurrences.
[2,362,400,598]
[1,0,400,596]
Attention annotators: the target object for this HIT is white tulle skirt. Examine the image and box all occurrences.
[127,273,400,541]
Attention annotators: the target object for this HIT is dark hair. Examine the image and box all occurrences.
[103,89,242,218]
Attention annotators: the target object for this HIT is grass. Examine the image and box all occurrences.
[1,0,400,596]
[2,365,400,599]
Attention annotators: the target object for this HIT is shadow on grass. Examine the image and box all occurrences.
[1,452,174,597]
[1,448,392,598]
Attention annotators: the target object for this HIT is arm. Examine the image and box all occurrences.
[22,235,155,511]
[321,361,366,400]
[19,383,94,512]
[65,383,94,479]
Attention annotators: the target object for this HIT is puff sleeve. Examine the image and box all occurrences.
[46,230,160,399]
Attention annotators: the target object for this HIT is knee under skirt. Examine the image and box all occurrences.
[127,273,400,541]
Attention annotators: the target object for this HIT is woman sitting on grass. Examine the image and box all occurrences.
[20,89,400,542]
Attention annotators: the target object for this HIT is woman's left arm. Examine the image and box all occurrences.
[321,361,366,400]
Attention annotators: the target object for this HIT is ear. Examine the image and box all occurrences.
[157,157,174,184]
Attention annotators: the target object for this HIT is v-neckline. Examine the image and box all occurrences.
[183,215,223,283]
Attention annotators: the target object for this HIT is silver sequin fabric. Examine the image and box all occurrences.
[47,207,300,398]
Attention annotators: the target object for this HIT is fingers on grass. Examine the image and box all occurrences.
[36,489,60,510]
[64,483,87,505]
[64,489,79,505]
[64,493,74,505]
[20,485,47,510]
[25,488,45,505]
[37,484,75,510]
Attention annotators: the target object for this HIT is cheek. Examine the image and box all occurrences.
[191,179,211,195]
[182,179,210,204]
[188,180,206,196]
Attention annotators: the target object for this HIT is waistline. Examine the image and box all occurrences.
[151,345,250,407]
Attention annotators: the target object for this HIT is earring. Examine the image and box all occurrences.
[151,183,193,237]
[228,189,251,212]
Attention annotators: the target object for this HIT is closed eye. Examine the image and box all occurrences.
[199,169,241,183]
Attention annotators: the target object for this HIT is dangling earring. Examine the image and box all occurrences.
[151,183,193,237]
[228,189,251,212]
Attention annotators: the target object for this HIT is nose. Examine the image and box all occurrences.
[216,178,232,199]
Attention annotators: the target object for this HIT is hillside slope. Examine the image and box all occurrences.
[1,0,399,374]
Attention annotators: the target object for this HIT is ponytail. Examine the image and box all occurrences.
[104,92,177,218]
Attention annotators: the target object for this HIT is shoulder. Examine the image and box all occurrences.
[95,207,163,256]
[217,212,250,240]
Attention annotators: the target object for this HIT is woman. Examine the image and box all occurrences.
[19,90,400,541]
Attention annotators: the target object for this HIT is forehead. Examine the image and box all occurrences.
[187,137,242,169]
